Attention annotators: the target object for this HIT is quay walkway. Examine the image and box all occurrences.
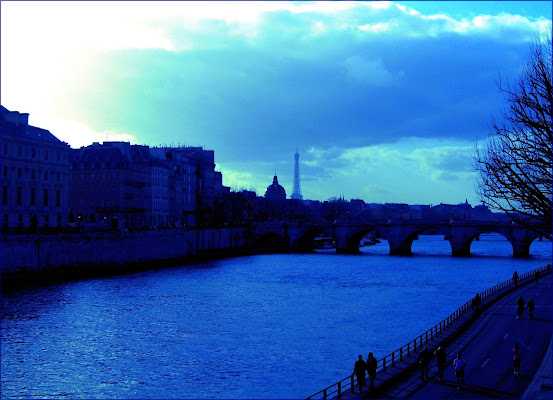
[307,265,552,399]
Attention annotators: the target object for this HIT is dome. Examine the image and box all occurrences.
[265,175,287,200]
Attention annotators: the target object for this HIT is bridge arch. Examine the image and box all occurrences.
[345,229,376,251]
[294,228,335,251]
[251,220,548,257]
[255,232,289,251]
[445,226,545,257]
[377,226,436,255]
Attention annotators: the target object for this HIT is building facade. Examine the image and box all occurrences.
[69,142,227,230]
[1,106,71,232]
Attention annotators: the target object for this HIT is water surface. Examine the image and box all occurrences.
[2,235,551,398]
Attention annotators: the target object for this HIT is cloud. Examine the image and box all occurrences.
[28,113,139,149]
[343,56,403,86]
[1,1,550,203]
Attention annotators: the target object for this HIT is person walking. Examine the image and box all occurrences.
[513,343,522,377]
[418,346,430,381]
[527,298,535,320]
[513,270,519,286]
[353,355,367,393]
[434,346,447,383]
[453,352,466,389]
[366,352,377,392]
[473,293,481,311]
[517,295,525,319]
[534,270,540,284]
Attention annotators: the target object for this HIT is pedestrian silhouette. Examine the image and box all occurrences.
[366,352,377,392]
[418,346,430,381]
[516,295,525,319]
[434,346,447,383]
[353,355,366,393]
[534,270,540,284]
[513,343,522,377]
[453,352,466,389]
[472,293,481,311]
[513,270,519,286]
[527,298,535,320]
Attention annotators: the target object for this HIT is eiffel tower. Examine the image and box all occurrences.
[291,149,303,200]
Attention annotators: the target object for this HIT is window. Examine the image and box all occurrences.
[3,214,8,228]
[17,187,21,205]
[18,146,22,156]
[57,172,60,182]
[57,215,62,227]
[45,215,49,227]
[45,150,48,161]
[18,214,23,229]
[30,188,35,206]
[3,143,7,155]
[31,169,35,179]
[44,171,48,181]
[18,168,21,178]
[2,186,7,205]
[2,166,6,177]
[56,190,60,207]
[32,148,36,158]
[44,188,48,206]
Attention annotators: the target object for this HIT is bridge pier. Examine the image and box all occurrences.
[445,231,472,257]
[336,247,360,254]
[387,239,413,255]
[451,246,471,257]
[512,241,531,258]
[389,246,412,256]
[510,229,537,258]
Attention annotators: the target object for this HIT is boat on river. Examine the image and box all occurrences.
[314,236,335,249]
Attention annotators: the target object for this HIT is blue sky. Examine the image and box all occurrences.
[1,1,551,204]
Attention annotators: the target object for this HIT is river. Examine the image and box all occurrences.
[1,234,551,399]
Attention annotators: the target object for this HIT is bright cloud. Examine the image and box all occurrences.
[1,1,551,203]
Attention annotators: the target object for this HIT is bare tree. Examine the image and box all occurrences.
[474,30,552,239]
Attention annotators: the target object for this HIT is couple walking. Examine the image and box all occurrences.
[517,296,536,319]
[419,346,466,389]
[352,353,377,393]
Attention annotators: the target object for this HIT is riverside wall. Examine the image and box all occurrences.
[1,227,249,280]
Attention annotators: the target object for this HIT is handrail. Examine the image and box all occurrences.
[307,264,551,399]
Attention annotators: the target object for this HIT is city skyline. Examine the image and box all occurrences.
[2,1,551,204]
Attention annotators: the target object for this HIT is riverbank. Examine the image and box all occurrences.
[1,246,283,293]
[1,227,265,291]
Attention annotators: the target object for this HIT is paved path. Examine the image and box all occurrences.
[389,273,552,399]
[329,271,551,400]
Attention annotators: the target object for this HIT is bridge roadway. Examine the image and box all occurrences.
[330,272,552,399]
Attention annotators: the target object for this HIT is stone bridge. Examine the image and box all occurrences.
[250,219,551,257]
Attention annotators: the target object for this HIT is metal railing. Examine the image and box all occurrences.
[307,264,551,399]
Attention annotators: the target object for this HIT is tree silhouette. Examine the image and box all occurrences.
[475,29,552,239]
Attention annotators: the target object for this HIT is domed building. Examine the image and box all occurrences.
[264,174,287,200]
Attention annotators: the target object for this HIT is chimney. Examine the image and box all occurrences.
[18,113,29,128]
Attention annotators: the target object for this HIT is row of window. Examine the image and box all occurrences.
[2,165,65,182]
[2,142,66,162]
[2,210,196,230]
[2,186,62,207]
[3,213,63,228]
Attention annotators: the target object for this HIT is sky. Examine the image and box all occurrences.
[1,1,551,204]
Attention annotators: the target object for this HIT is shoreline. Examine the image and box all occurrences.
[1,247,287,293]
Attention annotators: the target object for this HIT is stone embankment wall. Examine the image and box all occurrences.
[1,227,248,278]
